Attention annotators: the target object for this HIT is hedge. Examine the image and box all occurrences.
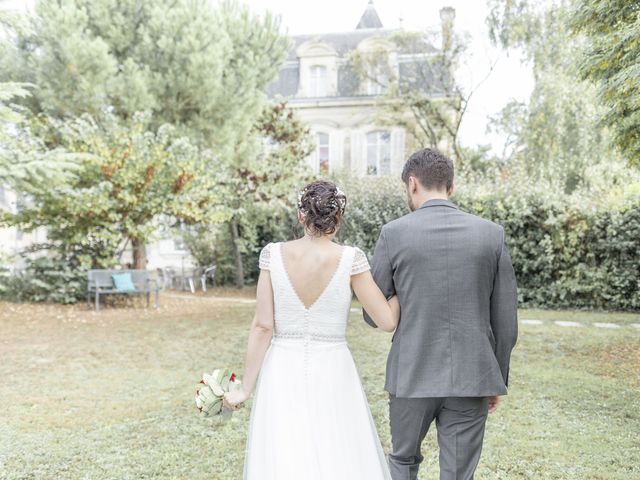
[242,176,639,311]
[3,176,637,311]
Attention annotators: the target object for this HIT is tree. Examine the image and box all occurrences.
[571,0,640,166]
[206,101,313,287]
[1,0,291,267]
[486,0,616,193]
[0,82,79,189]
[9,112,224,269]
[3,0,289,152]
[349,13,496,169]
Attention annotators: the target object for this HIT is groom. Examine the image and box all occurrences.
[364,148,518,480]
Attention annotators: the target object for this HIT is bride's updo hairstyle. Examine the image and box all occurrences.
[297,180,347,236]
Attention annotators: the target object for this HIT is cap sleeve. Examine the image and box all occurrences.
[351,246,370,275]
[259,243,272,270]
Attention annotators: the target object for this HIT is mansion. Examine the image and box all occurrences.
[266,1,454,176]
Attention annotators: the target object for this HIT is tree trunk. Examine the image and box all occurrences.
[131,237,147,270]
[228,219,244,288]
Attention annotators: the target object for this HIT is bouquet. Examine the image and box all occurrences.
[195,368,243,422]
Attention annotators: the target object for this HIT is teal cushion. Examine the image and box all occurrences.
[111,272,136,292]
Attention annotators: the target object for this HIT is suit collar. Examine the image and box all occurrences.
[419,198,458,210]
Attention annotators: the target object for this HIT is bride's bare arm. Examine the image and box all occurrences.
[223,269,274,408]
[351,271,399,332]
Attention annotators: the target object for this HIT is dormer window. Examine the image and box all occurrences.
[309,65,328,97]
[356,36,396,96]
[296,40,338,98]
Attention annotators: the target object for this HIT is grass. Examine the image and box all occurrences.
[0,292,638,479]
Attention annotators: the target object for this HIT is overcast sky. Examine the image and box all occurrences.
[1,0,534,152]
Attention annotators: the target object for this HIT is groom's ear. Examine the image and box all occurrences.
[447,184,455,198]
[408,176,418,194]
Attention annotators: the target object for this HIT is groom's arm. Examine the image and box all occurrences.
[363,227,395,328]
[489,227,519,387]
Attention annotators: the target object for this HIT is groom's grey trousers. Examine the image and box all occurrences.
[388,394,489,480]
[364,199,518,480]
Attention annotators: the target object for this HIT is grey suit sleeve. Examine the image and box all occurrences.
[490,227,518,387]
[363,227,395,328]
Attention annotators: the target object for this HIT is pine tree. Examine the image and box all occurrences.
[0,82,79,189]
[571,0,640,166]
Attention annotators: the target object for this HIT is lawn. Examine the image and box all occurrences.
[0,292,638,479]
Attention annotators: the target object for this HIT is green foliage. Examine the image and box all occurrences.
[230,175,639,311]
[7,112,223,268]
[486,0,617,193]
[0,256,86,304]
[0,0,292,273]
[455,189,640,310]
[185,205,298,287]
[334,174,409,254]
[0,82,80,189]
[487,0,550,57]
[190,102,313,287]
[571,0,640,166]
[2,0,289,153]
[0,81,31,123]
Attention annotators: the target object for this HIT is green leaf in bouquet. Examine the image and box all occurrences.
[200,397,214,413]
[209,382,224,397]
[218,368,231,390]
[204,398,223,416]
[199,385,215,400]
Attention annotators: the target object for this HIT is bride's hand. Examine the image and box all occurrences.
[223,388,249,410]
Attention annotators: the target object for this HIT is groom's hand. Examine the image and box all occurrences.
[488,395,500,413]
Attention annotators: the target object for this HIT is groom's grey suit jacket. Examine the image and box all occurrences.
[363,198,518,397]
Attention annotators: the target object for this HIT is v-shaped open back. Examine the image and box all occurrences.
[265,241,357,343]
[278,242,347,311]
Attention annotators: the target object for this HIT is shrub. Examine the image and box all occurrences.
[219,174,639,311]
[0,256,86,304]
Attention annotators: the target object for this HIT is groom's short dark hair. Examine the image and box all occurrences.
[401,148,454,191]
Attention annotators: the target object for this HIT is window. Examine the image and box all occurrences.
[316,133,330,174]
[173,237,187,252]
[366,64,388,95]
[309,65,328,97]
[366,131,391,175]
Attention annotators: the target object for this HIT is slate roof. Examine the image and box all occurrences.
[265,2,446,100]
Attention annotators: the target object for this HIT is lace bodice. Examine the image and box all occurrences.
[258,242,370,343]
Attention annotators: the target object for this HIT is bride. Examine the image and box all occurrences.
[223,180,399,480]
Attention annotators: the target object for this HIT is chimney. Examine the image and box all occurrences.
[439,6,456,53]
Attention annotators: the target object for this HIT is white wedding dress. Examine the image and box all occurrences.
[243,242,391,480]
